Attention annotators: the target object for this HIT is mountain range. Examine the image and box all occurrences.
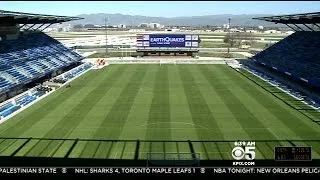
[67,13,284,27]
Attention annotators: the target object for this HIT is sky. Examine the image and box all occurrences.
[1,1,320,17]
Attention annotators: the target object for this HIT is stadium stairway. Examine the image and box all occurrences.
[0,71,18,84]
[13,66,33,78]
[27,62,45,74]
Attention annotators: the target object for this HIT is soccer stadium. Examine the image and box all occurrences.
[0,8,319,168]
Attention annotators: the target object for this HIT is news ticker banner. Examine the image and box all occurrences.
[0,167,319,175]
[136,34,200,48]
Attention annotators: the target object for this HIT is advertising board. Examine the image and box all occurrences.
[137,34,200,48]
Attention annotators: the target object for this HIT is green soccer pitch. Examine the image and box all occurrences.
[0,64,319,160]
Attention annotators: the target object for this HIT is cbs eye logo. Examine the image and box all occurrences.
[232,146,256,160]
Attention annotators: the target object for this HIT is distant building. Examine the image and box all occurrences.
[118,24,126,29]
[264,29,281,34]
[230,28,242,32]
[129,29,145,32]
[63,25,72,32]
[258,26,264,30]
[223,24,230,29]
[139,23,163,29]
[246,29,258,33]
[149,23,162,29]
[214,29,225,33]
[285,31,295,34]
[43,27,57,33]
[165,28,180,32]
[139,23,149,28]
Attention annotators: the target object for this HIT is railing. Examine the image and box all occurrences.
[0,137,318,160]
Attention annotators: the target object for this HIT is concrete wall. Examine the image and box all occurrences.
[0,24,20,40]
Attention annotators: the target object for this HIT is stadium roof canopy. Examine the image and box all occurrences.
[253,12,320,24]
[0,10,83,24]
[253,12,320,31]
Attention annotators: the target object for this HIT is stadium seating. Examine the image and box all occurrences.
[251,31,320,89]
[0,85,54,119]
[0,105,20,118]
[16,95,37,107]
[36,86,52,92]
[0,61,93,120]
[0,102,15,113]
[62,63,93,80]
[52,79,67,84]
[0,32,84,93]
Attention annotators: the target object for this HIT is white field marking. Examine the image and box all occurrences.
[136,122,270,132]
[135,128,270,130]
[136,122,210,130]
[58,127,272,131]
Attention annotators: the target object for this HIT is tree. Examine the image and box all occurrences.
[224,32,256,47]
[84,24,95,28]
[73,24,83,29]
[223,34,236,47]
[237,32,255,45]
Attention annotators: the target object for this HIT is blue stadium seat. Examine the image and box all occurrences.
[0,32,84,92]
[251,31,320,89]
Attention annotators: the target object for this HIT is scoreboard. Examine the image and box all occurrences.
[136,34,200,48]
[275,147,312,161]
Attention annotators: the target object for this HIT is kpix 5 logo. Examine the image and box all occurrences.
[232,141,256,160]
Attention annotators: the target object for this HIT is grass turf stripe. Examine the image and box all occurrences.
[43,65,128,139]
[0,70,101,138]
[52,140,75,158]
[229,67,320,140]
[0,139,27,156]
[93,65,148,139]
[199,65,277,140]
[147,65,171,140]
[15,140,40,157]
[178,65,224,140]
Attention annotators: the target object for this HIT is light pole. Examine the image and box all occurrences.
[227,17,231,54]
[105,17,108,55]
